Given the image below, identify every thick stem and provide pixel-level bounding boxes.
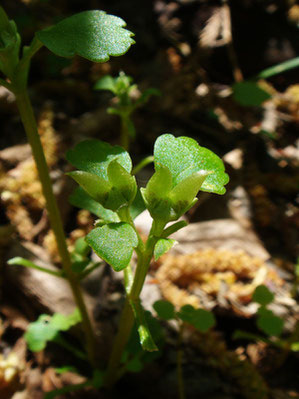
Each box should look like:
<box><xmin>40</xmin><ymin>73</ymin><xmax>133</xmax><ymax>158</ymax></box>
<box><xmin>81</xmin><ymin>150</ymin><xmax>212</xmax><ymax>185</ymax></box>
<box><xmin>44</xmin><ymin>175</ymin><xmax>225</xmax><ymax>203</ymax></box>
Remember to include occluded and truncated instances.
<box><xmin>15</xmin><ymin>89</ymin><xmax>96</xmax><ymax>366</ymax></box>
<box><xmin>105</xmin><ymin>297</ymin><xmax>134</xmax><ymax>386</ymax></box>
<box><xmin>105</xmin><ymin>220</ymin><xmax>165</xmax><ymax>386</ymax></box>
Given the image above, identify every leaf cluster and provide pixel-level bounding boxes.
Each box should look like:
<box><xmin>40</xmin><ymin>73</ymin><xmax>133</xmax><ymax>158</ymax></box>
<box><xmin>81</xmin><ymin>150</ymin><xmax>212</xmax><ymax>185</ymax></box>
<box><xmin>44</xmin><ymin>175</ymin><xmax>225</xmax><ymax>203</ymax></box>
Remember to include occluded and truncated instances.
<box><xmin>94</xmin><ymin>71</ymin><xmax>160</xmax><ymax>140</ymax></box>
<box><xmin>67</xmin><ymin>134</ymin><xmax>228</xmax><ymax>272</ymax></box>
<box><xmin>154</xmin><ymin>300</ymin><xmax>215</xmax><ymax>333</ymax></box>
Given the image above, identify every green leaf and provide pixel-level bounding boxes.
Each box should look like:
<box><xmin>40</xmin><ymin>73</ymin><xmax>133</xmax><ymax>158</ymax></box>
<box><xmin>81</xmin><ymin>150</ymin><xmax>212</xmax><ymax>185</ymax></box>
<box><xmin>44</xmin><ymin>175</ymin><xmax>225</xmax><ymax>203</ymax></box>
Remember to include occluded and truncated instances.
<box><xmin>177</xmin><ymin>305</ymin><xmax>215</xmax><ymax>332</ymax></box>
<box><xmin>86</xmin><ymin>222</ymin><xmax>138</xmax><ymax>271</ymax></box>
<box><xmin>107</xmin><ymin>160</ymin><xmax>137</xmax><ymax>202</ymax></box>
<box><xmin>25</xmin><ymin>309</ymin><xmax>81</xmax><ymax>352</ymax></box>
<box><xmin>169</xmin><ymin>171</ymin><xmax>208</xmax><ymax>216</ymax></box>
<box><xmin>50</xmin><ymin>308</ymin><xmax>81</xmax><ymax>331</ymax></box>
<box><xmin>153</xmin><ymin>300</ymin><xmax>175</xmax><ymax>320</ymax></box>
<box><xmin>257</xmin><ymin>310</ymin><xmax>284</xmax><ymax>337</ymax></box>
<box><xmin>67</xmin><ymin>171</ymin><xmax>111</xmax><ymax>203</ymax></box>
<box><xmin>252</xmin><ymin>285</ymin><xmax>274</xmax><ymax>306</ymax></box>
<box><xmin>192</xmin><ymin>309</ymin><xmax>216</xmax><ymax>332</ymax></box>
<box><xmin>177</xmin><ymin>304</ymin><xmax>197</xmax><ymax>324</ymax></box>
<box><xmin>66</xmin><ymin>139</ymin><xmax>132</xmax><ymax>179</ymax></box>
<box><xmin>232</xmin><ymin>81</ymin><xmax>271</xmax><ymax>107</ymax></box>
<box><xmin>36</xmin><ymin>10</ymin><xmax>135</xmax><ymax>63</ymax></box>
<box><xmin>154</xmin><ymin>134</ymin><xmax>229</xmax><ymax>195</ymax></box>
<box><xmin>141</xmin><ymin>164</ymin><xmax>172</xmax><ymax>220</ymax></box>
<box><xmin>69</xmin><ymin>187</ymin><xmax>119</xmax><ymax>222</ymax></box>
<box><xmin>130</xmin><ymin>299</ymin><xmax>158</xmax><ymax>351</ymax></box>
<box><xmin>74</xmin><ymin>237</ymin><xmax>90</xmax><ymax>257</ymax></box>
<box><xmin>154</xmin><ymin>238</ymin><xmax>177</xmax><ymax>261</ymax></box>
<box><xmin>94</xmin><ymin>75</ymin><xmax>116</xmax><ymax>93</ymax></box>
<box><xmin>25</xmin><ymin>315</ymin><xmax>57</xmax><ymax>352</ymax></box>
<box><xmin>144</xmin><ymin>164</ymin><xmax>172</xmax><ymax>200</ymax></box>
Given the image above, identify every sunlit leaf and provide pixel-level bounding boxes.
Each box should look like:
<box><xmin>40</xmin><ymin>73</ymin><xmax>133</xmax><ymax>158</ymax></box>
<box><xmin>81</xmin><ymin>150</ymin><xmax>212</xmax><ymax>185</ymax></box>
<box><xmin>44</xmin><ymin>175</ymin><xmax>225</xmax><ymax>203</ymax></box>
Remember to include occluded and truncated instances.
<box><xmin>66</xmin><ymin>139</ymin><xmax>132</xmax><ymax>179</ymax></box>
<box><xmin>154</xmin><ymin>238</ymin><xmax>177</xmax><ymax>261</ymax></box>
<box><xmin>36</xmin><ymin>11</ymin><xmax>135</xmax><ymax>63</ymax></box>
<box><xmin>69</xmin><ymin>187</ymin><xmax>119</xmax><ymax>222</ymax></box>
<box><xmin>25</xmin><ymin>309</ymin><xmax>81</xmax><ymax>352</ymax></box>
<box><xmin>154</xmin><ymin>134</ymin><xmax>229</xmax><ymax>195</ymax></box>
<box><xmin>86</xmin><ymin>222</ymin><xmax>138</xmax><ymax>271</ymax></box>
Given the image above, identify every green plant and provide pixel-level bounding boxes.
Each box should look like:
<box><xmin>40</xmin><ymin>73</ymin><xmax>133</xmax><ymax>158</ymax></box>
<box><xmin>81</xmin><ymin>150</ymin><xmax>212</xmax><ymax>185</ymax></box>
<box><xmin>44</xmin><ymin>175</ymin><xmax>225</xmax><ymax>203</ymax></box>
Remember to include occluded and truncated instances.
<box><xmin>234</xmin><ymin>285</ymin><xmax>299</xmax><ymax>356</ymax></box>
<box><xmin>1</xmin><ymin>5</ymin><xmax>230</xmax><ymax>394</ymax></box>
<box><xmin>94</xmin><ymin>71</ymin><xmax>160</xmax><ymax>150</ymax></box>
<box><xmin>0</xmin><ymin>6</ymin><xmax>134</xmax><ymax>367</ymax></box>
<box><xmin>66</xmin><ymin>133</ymin><xmax>229</xmax><ymax>385</ymax></box>
<box><xmin>154</xmin><ymin>300</ymin><xmax>215</xmax><ymax>399</ymax></box>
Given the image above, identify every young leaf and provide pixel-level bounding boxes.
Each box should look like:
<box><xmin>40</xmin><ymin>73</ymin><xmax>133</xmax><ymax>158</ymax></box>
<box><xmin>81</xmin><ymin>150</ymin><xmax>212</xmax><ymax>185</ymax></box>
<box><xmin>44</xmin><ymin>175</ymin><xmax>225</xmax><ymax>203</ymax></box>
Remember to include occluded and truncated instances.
<box><xmin>252</xmin><ymin>285</ymin><xmax>274</xmax><ymax>306</ymax></box>
<box><xmin>69</xmin><ymin>186</ymin><xmax>119</xmax><ymax>222</ymax></box>
<box><xmin>192</xmin><ymin>309</ymin><xmax>216</xmax><ymax>332</ymax></box>
<box><xmin>66</xmin><ymin>139</ymin><xmax>132</xmax><ymax>180</ymax></box>
<box><xmin>257</xmin><ymin>310</ymin><xmax>284</xmax><ymax>337</ymax></box>
<box><xmin>86</xmin><ymin>222</ymin><xmax>138</xmax><ymax>271</ymax></box>
<box><xmin>154</xmin><ymin>134</ymin><xmax>229</xmax><ymax>195</ymax></box>
<box><xmin>74</xmin><ymin>237</ymin><xmax>90</xmax><ymax>257</ymax></box>
<box><xmin>169</xmin><ymin>170</ymin><xmax>208</xmax><ymax>216</ymax></box>
<box><xmin>177</xmin><ymin>305</ymin><xmax>215</xmax><ymax>332</ymax></box>
<box><xmin>232</xmin><ymin>81</ymin><xmax>271</xmax><ymax>107</ymax></box>
<box><xmin>141</xmin><ymin>164</ymin><xmax>172</xmax><ymax>220</ymax></box>
<box><xmin>36</xmin><ymin>11</ymin><xmax>135</xmax><ymax>63</ymax></box>
<box><xmin>154</xmin><ymin>238</ymin><xmax>177</xmax><ymax>260</ymax></box>
<box><xmin>143</xmin><ymin>164</ymin><xmax>172</xmax><ymax>201</ymax></box>
<box><xmin>67</xmin><ymin>171</ymin><xmax>111</xmax><ymax>204</ymax></box>
<box><xmin>25</xmin><ymin>315</ymin><xmax>57</xmax><ymax>352</ymax></box>
<box><xmin>153</xmin><ymin>300</ymin><xmax>175</xmax><ymax>320</ymax></box>
<box><xmin>94</xmin><ymin>75</ymin><xmax>117</xmax><ymax>93</ymax></box>
<box><xmin>130</xmin><ymin>299</ymin><xmax>158</xmax><ymax>352</ymax></box>
<box><xmin>107</xmin><ymin>160</ymin><xmax>137</xmax><ymax>202</ymax></box>
<box><xmin>25</xmin><ymin>309</ymin><xmax>82</xmax><ymax>352</ymax></box>
<box><xmin>177</xmin><ymin>304</ymin><xmax>197</xmax><ymax>324</ymax></box>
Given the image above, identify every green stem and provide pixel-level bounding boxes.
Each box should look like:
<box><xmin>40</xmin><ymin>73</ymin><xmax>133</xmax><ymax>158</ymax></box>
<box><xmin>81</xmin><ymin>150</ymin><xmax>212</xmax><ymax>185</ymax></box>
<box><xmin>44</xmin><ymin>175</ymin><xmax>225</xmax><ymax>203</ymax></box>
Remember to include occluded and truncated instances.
<box><xmin>132</xmin><ymin>156</ymin><xmax>154</xmax><ymax>175</ymax></box>
<box><xmin>14</xmin><ymin>37</ymin><xmax>43</xmax><ymax>88</ymax></box>
<box><xmin>257</xmin><ymin>57</ymin><xmax>299</xmax><ymax>80</ymax></box>
<box><xmin>105</xmin><ymin>220</ymin><xmax>165</xmax><ymax>386</ymax></box>
<box><xmin>120</xmin><ymin>115</ymin><xmax>130</xmax><ymax>151</ymax></box>
<box><xmin>105</xmin><ymin>296</ymin><xmax>134</xmax><ymax>386</ymax></box>
<box><xmin>14</xmin><ymin>88</ymin><xmax>96</xmax><ymax>366</ymax></box>
<box><xmin>8</xmin><ymin>257</ymin><xmax>64</xmax><ymax>278</ymax></box>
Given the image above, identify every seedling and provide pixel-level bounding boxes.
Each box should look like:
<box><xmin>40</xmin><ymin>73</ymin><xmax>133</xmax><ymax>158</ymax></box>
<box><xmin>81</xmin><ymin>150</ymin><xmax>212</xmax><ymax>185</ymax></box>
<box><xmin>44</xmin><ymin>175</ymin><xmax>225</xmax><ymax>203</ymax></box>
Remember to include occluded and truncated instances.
<box><xmin>0</xmin><ymin>5</ymin><xmax>230</xmax><ymax>393</ymax></box>
<box><xmin>94</xmin><ymin>71</ymin><xmax>160</xmax><ymax>150</ymax></box>
<box><xmin>153</xmin><ymin>300</ymin><xmax>215</xmax><ymax>399</ymax></box>
<box><xmin>234</xmin><ymin>284</ymin><xmax>299</xmax><ymax>355</ymax></box>
<box><xmin>66</xmin><ymin>133</ymin><xmax>228</xmax><ymax>385</ymax></box>
<box><xmin>0</xmin><ymin>6</ymin><xmax>134</xmax><ymax>366</ymax></box>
